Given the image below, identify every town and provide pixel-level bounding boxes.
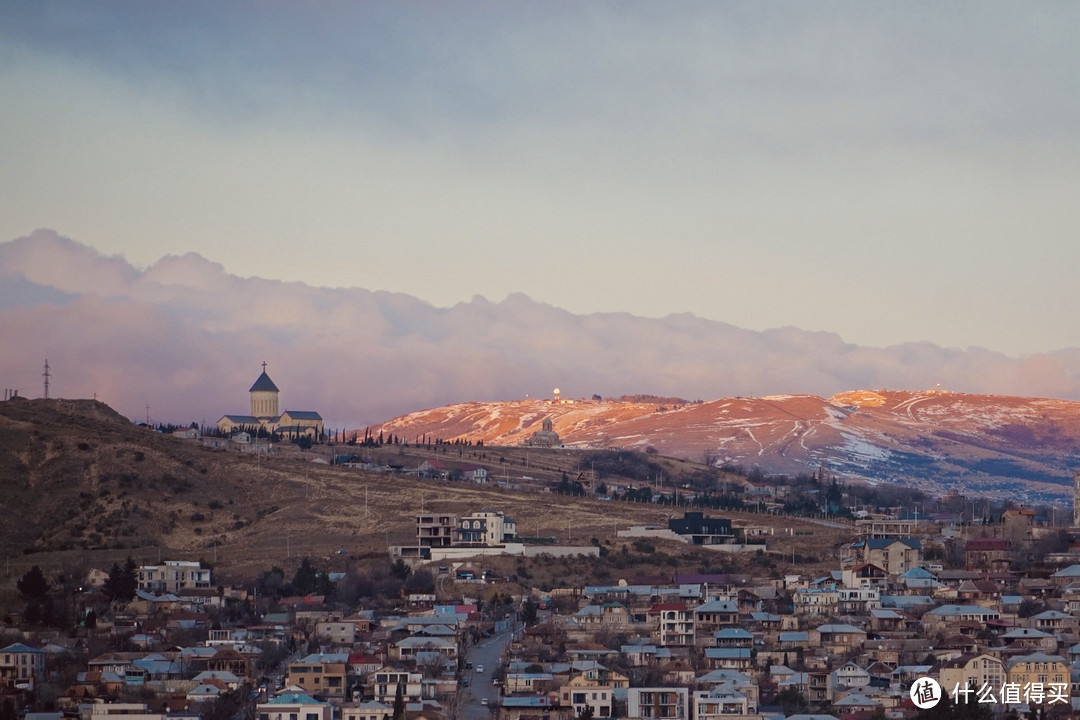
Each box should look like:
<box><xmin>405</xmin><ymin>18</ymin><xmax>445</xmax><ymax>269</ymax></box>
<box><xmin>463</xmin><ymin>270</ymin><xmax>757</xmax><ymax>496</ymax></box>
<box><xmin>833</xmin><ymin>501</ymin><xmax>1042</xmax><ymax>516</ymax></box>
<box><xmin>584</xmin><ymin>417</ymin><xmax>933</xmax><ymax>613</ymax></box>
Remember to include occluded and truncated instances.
<box><xmin>6</xmin><ymin>496</ymin><xmax>1080</xmax><ymax>720</ymax></box>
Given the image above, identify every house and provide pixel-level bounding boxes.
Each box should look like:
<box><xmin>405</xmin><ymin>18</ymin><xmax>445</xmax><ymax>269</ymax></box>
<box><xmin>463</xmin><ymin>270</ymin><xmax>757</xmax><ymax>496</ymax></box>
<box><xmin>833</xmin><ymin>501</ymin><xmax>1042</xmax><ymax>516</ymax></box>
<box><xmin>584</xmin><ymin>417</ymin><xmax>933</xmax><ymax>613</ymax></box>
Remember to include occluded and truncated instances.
<box><xmin>499</xmin><ymin>695</ymin><xmax>569</xmax><ymax>720</ymax></box>
<box><xmin>1005</xmin><ymin>653</ymin><xmax>1069</xmax><ymax>694</ymax></box>
<box><xmin>1029</xmin><ymin>610</ymin><xmax>1077</xmax><ymax>634</ymax></box>
<box><xmin>286</xmin><ymin>654</ymin><xmax>349</xmax><ymax>699</ymax></box>
<box><xmin>694</xmin><ymin>599</ymin><xmax>739</xmax><ymax>638</ymax></box>
<box><xmin>964</xmin><ymin>538</ymin><xmax>1012</xmax><ymax>571</ymax></box>
<box><xmin>341</xmin><ymin>701</ymin><xmax>393</xmax><ymax>720</ymax></box>
<box><xmin>704</xmin><ymin>648</ymin><xmax>753</xmax><ymax>671</ymax></box>
<box><xmin>831</xmin><ymin>662</ymin><xmax>870</xmax><ymax>691</ymax></box>
<box><xmin>649</xmin><ymin>603</ymin><xmax>695</xmax><ymax>647</ymax></box>
<box><xmin>841</xmin><ymin>564</ymin><xmax>889</xmax><ymax>590</ymax></box>
<box><xmin>998</xmin><ymin>627</ymin><xmax>1057</xmax><ymax>652</ymax></box>
<box><xmin>938</xmin><ymin>654</ymin><xmax>1006</xmax><ymax>697</ymax></box>
<box><xmin>713</xmin><ymin>628</ymin><xmax>755</xmax><ymax>649</ymax></box>
<box><xmin>694</xmin><ymin>688</ymin><xmax>755</xmax><ymax>720</ymax></box>
<box><xmin>808</xmin><ymin>624</ymin><xmax>866</xmax><ymax>654</ymax></box>
<box><xmin>137</xmin><ymin>561</ymin><xmax>211</xmax><ymax>594</ymax></box>
<box><xmin>460</xmin><ymin>465</ymin><xmax>489</xmax><ymax>483</ymax></box>
<box><xmin>367</xmin><ymin>668</ymin><xmax>423</xmax><ymax>703</ymax></box>
<box><xmin>559</xmin><ymin>676</ymin><xmax>613</xmax><ymax>718</ymax></box>
<box><xmin>836</xmin><ymin>587</ymin><xmax>881</xmax><ymax>614</ymax></box>
<box><xmin>921</xmin><ymin>605</ymin><xmax>1000</xmax><ymax>633</ymax></box>
<box><xmin>315</xmin><ymin>619</ymin><xmax>360</xmax><ymax>646</ymax></box>
<box><xmin>455</xmin><ymin>510</ymin><xmax>518</xmax><ymax>546</ymax></box>
<box><xmin>0</xmin><ymin>643</ymin><xmax>46</xmax><ymax>687</ymax></box>
<box><xmin>667</xmin><ymin>512</ymin><xmax>734</xmax><ymax>546</ymax></box>
<box><xmin>832</xmin><ymin>693</ymin><xmax>881</xmax><ymax>714</ymax></box>
<box><xmin>504</xmin><ymin>673</ymin><xmax>556</xmax><ymax>694</ymax></box>
<box><xmin>82</xmin><ymin>701</ymin><xmax>165</xmax><ymax>720</ymax></box>
<box><xmin>793</xmin><ymin>587</ymin><xmax>838</xmax><ymax>616</ymax></box>
<box><xmin>625</xmin><ymin>687</ymin><xmax>690</xmax><ymax>720</ymax></box>
<box><xmin>853</xmin><ymin>538</ymin><xmax>922</xmax><ymax>575</ymax></box>
<box><xmin>416</xmin><ymin>513</ymin><xmax>457</xmax><ymax>548</ymax></box>
<box><xmin>257</xmin><ymin>693</ymin><xmax>332</xmax><ymax>720</ymax></box>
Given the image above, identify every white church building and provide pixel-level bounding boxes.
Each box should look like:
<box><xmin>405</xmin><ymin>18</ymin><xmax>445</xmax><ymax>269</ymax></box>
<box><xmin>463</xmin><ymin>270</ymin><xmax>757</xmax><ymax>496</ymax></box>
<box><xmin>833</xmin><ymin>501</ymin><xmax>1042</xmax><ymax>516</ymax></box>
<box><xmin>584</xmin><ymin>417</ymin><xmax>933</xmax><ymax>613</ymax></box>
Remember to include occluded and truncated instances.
<box><xmin>217</xmin><ymin>364</ymin><xmax>324</xmax><ymax>439</ymax></box>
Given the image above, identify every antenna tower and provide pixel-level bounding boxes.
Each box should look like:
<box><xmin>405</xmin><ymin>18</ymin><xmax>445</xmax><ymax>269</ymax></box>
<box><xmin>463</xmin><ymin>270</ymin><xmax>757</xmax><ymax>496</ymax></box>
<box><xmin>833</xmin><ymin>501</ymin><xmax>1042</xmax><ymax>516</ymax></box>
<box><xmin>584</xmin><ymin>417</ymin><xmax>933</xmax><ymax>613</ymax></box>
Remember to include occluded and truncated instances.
<box><xmin>42</xmin><ymin>359</ymin><xmax>51</xmax><ymax>399</ymax></box>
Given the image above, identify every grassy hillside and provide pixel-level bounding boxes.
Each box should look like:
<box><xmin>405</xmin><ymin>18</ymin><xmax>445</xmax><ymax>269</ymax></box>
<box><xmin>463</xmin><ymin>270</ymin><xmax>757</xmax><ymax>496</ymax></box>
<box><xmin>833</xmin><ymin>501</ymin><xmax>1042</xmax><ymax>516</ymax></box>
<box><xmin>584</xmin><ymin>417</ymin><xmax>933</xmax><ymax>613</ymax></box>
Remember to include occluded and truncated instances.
<box><xmin>0</xmin><ymin>398</ymin><xmax>850</xmax><ymax>609</ymax></box>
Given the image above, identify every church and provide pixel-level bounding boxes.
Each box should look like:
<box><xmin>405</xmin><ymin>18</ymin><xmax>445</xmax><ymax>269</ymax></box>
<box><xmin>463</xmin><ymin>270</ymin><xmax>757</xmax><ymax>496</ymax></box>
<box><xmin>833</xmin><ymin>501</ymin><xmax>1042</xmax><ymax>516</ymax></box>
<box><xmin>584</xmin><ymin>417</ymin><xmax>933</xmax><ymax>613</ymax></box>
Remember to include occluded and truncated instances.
<box><xmin>217</xmin><ymin>364</ymin><xmax>324</xmax><ymax>440</ymax></box>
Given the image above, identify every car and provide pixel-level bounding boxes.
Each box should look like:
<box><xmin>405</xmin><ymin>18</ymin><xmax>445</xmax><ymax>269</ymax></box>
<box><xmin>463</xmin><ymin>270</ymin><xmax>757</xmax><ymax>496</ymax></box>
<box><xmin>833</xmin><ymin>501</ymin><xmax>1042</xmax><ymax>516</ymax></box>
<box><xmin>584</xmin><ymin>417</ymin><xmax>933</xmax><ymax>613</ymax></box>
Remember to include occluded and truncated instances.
<box><xmin>462</xmin><ymin>678</ymin><xmax>470</xmax><ymax>687</ymax></box>
<box><xmin>481</xmin><ymin>698</ymin><xmax>489</xmax><ymax>706</ymax></box>
<box><xmin>335</xmin><ymin>548</ymin><xmax>347</xmax><ymax>555</ymax></box>
<box><xmin>466</xmin><ymin>662</ymin><xmax>473</xmax><ymax>669</ymax></box>
<box><xmin>492</xmin><ymin>677</ymin><xmax>500</xmax><ymax>685</ymax></box>
<box><xmin>476</xmin><ymin>664</ymin><xmax>484</xmax><ymax>673</ymax></box>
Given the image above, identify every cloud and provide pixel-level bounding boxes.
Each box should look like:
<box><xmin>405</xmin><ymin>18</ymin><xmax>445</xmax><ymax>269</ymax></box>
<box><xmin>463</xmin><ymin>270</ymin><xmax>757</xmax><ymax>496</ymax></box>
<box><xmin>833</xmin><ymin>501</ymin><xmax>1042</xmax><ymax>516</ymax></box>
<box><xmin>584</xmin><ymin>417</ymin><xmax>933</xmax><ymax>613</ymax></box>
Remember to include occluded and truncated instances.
<box><xmin>3</xmin><ymin>229</ymin><xmax>1080</xmax><ymax>428</ymax></box>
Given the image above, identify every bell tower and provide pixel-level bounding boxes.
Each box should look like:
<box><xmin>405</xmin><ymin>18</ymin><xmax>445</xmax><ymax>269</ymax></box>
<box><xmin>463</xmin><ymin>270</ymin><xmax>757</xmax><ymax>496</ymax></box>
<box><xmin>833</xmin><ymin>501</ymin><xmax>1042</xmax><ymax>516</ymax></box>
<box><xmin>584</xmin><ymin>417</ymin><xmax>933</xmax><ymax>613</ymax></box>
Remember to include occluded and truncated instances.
<box><xmin>249</xmin><ymin>362</ymin><xmax>280</xmax><ymax>418</ymax></box>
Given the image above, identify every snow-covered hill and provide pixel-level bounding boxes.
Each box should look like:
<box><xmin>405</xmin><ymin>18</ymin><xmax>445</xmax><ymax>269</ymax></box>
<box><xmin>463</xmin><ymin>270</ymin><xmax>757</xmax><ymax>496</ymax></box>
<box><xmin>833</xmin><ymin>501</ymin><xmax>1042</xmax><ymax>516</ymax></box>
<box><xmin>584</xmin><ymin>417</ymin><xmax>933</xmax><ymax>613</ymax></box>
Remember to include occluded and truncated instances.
<box><xmin>372</xmin><ymin>390</ymin><xmax>1080</xmax><ymax>503</ymax></box>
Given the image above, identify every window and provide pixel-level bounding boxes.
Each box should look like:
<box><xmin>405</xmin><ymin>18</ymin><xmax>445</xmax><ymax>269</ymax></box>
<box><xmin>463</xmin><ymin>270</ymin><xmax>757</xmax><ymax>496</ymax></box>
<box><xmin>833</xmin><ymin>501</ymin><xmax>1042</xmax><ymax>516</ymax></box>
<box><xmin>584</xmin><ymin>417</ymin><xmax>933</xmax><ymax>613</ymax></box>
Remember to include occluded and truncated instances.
<box><xmin>307</xmin><ymin>715</ymin><xmax>319</xmax><ymax>720</ymax></box>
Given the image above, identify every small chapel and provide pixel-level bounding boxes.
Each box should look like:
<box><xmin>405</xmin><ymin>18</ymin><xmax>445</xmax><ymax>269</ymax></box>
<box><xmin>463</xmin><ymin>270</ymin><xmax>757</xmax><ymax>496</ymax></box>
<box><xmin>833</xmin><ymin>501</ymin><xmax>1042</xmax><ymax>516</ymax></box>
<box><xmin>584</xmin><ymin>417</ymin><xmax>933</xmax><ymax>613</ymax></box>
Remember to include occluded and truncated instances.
<box><xmin>217</xmin><ymin>364</ymin><xmax>324</xmax><ymax>439</ymax></box>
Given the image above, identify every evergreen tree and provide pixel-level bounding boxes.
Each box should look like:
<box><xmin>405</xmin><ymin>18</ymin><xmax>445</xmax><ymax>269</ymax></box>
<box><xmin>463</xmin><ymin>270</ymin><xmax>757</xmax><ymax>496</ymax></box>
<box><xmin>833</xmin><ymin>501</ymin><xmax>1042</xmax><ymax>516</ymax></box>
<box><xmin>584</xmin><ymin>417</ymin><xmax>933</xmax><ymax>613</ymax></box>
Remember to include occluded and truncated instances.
<box><xmin>521</xmin><ymin>597</ymin><xmax>538</xmax><ymax>626</ymax></box>
<box><xmin>292</xmin><ymin>558</ymin><xmax>319</xmax><ymax>595</ymax></box>
<box><xmin>392</xmin><ymin>681</ymin><xmax>405</xmax><ymax>720</ymax></box>
<box><xmin>17</xmin><ymin>566</ymin><xmax>49</xmax><ymax>600</ymax></box>
<box><xmin>103</xmin><ymin>557</ymin><xmax>138</xmax><ymax>603</ymax></box>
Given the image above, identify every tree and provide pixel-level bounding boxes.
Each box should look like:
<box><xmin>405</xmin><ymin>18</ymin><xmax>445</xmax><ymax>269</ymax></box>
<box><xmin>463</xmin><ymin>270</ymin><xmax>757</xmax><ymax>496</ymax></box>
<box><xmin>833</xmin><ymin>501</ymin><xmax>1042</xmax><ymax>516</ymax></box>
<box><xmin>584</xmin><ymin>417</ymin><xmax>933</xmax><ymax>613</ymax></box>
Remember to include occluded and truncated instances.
<box><xmin>773</xmin><ymin>688</ymin><xmax>808</xmax><ymax>715</ymax></box>
<box><xmin>390</xmin><ymin>559</ymin><xmax>412</xmax><ymax>581</ymax></box>
<box><xmin>577</xmin><ymin>706</ymin><xmax>595</xmax><ymax>720</ymax></box>
<box><xmin>102</xmin><ymin>557</ymin><xmax>138</xmax><ymax>604</ymax></box>
<box><xmin>297</xmin><ymin>435</ymin><xmax>313</xmax><ymax>450</ymax></box>
<box><xmin>292</xmin><ymin>558</ymin><xmax>319</xmax><ymax>595</ymax></box>
<box><xmin>392</xmin><ymin>680</ymin><xmax>406</xmax><ymax>720</ymax></box>
<box><xmin>17</xmin><ymin>566</ymin><xmax>49</xmax><ymax>601</ymax></box>
<box><xmin>521</xmin><ymin>597</ymin><xmax>538</xmax><ymax>626</ymax></box>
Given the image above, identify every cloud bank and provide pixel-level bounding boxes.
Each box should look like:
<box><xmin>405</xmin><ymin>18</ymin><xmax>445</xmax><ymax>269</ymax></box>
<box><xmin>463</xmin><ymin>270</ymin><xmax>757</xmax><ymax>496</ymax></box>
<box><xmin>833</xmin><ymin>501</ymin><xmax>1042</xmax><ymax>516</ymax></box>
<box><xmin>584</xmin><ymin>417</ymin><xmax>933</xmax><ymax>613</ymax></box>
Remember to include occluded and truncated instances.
<box><xmin>2</xmin><ymin>229</ymin><xmax>1079</xmax><ymax>427</ymax></box>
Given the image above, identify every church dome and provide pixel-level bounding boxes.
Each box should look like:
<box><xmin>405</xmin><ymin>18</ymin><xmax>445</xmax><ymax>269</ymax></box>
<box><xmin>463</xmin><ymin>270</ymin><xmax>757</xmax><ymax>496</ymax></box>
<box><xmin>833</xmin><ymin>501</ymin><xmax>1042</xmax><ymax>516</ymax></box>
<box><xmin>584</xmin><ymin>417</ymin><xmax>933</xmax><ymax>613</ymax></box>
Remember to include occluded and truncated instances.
<box><xmin>249</xmin><ymin>370</ymin><xmax>279</xmax><ymax>393</ymax></box>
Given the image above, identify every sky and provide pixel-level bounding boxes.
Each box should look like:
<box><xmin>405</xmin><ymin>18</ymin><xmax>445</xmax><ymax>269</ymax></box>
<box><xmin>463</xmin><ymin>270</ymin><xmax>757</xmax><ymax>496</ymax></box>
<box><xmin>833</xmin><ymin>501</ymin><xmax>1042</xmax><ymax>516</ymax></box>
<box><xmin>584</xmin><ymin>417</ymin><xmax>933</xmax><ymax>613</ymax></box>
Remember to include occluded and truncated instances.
<box><xmin>1</xmin><ymin>2</ymin><xmax>1079</xmax><ymax>357</ymax></box>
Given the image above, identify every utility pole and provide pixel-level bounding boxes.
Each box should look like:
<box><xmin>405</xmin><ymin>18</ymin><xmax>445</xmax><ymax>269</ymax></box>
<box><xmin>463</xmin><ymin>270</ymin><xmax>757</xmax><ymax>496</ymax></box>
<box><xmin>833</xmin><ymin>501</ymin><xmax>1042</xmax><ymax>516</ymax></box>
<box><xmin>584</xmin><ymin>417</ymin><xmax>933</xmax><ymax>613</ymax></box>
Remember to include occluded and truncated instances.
<box><xmin>42</xmin><ymin>359</ymin><xmax>51</xmax><ymax>399</ymax></box>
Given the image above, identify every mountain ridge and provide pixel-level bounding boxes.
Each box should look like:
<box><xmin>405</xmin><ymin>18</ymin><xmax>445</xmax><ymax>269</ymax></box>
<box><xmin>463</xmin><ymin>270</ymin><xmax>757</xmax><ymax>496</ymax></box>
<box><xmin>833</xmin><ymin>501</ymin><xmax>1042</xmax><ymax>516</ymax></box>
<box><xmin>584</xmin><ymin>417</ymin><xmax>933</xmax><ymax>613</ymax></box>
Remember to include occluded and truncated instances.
<box><xmin>371</xmin><ymin>388</ymin><xmax>1080</xmax><ymax>504</ymax></box>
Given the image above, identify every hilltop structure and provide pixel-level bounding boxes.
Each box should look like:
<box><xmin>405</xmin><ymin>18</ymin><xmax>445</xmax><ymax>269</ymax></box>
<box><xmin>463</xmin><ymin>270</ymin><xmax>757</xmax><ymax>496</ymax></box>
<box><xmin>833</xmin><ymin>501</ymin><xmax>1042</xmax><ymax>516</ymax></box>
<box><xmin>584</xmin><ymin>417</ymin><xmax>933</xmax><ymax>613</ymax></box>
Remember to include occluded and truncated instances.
<box><xmin>525</xmin><ymin>417</ymin><xmax>561</xmax><ymax>447</ymax></box>
<box><xmin>217</xmin><ymin>364</ymin><xmax>324</xmax><ymax>439</ymax></box>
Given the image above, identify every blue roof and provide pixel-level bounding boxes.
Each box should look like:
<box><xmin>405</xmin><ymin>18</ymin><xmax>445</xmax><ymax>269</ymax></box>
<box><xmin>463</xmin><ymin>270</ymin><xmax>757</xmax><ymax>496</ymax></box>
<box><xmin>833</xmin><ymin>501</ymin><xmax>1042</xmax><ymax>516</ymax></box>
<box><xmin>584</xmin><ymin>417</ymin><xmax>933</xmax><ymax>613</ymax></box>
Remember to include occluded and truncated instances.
<box><xmin>0</xmin><ymin>643</ymin><xmax>44</xmax><ymax>654</ymax></box>
<box><xmin>222</xmin><ymin>415</ymin><xmax>259</xmax><ymax>423</ymax></box>
<box><xmin>705</xmin><ymin>648</ymin><xmax>752</xmax><ymax>659</ymax></box>
<box><xmin>283</xmin><ymin>410</ymin><xmax>322</xmax><ymax>420</ymax></box>
<box><xmin>715</xmin><ymin>628</ymin><xmax>754</xmax><ymax>638</ymax></box>
<box><xmin>250</xmin><ymin>370</ymin><xmax>279</xmax><ymax>392</ymax></box>
<box><xmin>264</xmin><ymin>693</ymin><xmax>325</xmax><ymax>706</ymax></box>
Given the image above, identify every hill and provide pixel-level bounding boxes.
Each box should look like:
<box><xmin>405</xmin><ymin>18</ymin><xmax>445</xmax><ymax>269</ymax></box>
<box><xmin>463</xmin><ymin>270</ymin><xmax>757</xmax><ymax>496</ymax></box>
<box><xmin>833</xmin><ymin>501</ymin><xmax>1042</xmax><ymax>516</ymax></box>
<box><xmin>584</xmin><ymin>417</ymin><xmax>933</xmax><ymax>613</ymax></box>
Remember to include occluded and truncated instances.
<box><xmin>0</xmin><ymin>398</ymin><xmax>845</xmax><ymax>601</ymax></box>
<box><xmin>371</xmin><ymin>389</ymin><xmax>1080</xmax><ymax>504</ymax></box>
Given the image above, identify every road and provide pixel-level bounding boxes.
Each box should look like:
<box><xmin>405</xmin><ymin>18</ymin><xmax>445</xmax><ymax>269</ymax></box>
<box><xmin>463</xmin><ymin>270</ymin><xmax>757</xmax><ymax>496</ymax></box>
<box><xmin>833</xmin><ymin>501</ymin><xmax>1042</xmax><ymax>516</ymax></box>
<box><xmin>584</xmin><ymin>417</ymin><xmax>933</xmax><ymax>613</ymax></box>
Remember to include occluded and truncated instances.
<box><xmin>459</xmin><ymin>626</ymin><xmax>514</xmax><ymax>720</ymax></box>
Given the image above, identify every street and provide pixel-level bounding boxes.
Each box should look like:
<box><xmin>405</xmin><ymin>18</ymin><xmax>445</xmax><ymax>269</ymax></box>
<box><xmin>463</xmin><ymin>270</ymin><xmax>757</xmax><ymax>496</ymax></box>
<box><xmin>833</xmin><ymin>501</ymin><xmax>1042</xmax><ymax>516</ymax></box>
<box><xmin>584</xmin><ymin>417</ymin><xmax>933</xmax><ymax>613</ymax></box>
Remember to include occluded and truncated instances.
<box><xmin>459</xmin><ymin>627</ymin><xmax>514</xmax><ymax>720</ymax></box>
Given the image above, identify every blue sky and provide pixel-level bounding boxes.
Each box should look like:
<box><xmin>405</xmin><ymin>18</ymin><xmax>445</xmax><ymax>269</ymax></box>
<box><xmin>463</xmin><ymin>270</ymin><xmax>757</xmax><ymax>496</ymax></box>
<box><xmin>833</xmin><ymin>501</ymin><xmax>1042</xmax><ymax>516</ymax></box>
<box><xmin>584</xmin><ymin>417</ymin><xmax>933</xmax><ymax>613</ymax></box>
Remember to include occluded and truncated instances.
<box><xmin>2</xmin><ymin>2</ymin><xmax>1079</xmax><ymax>356</ymax></box>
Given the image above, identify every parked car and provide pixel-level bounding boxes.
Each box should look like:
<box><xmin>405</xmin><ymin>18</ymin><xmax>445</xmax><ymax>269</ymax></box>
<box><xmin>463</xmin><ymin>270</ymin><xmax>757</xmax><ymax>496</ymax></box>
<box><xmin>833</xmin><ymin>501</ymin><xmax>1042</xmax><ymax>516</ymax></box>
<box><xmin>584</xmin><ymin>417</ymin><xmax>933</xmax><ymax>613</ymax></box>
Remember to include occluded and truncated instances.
<box><xmin>481</xmin><ymin>698</ymin><xmax>489</xmax><ymax>706</ymax></box>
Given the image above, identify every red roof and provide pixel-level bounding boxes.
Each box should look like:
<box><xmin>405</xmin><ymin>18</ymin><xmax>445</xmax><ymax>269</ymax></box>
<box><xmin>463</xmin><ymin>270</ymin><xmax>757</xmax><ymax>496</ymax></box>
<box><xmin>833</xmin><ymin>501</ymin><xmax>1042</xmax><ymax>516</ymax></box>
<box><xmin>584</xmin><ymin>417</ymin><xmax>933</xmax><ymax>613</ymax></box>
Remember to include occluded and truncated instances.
<box><xmin>649</xmin><ymin>602</ymin><xmax>687</xmax><ymax>612</ymax></box>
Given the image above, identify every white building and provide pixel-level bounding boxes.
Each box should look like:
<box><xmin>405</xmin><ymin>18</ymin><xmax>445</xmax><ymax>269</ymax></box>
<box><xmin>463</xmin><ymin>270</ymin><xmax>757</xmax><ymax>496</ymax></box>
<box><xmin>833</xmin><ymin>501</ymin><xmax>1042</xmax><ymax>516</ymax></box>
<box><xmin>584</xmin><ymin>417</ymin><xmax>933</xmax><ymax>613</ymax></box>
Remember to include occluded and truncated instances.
<box><xmin>257</xmin><ymin>693</ymin><xmax>332</xmax><ymax>720</ymax></box>
<box><xmin>137</xmin><ymin>560</ymin><xmax>211</xmax><ymax>594</ymax></box>
<box><xmin>626</xmin><ymin>687</ymin><xmax>690</xmax><ymax>720</ymax></box>
<box><xmin>455</xmin><ymin>510</ymin><xmax>517</xmax><ymax>546</ymax></box>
